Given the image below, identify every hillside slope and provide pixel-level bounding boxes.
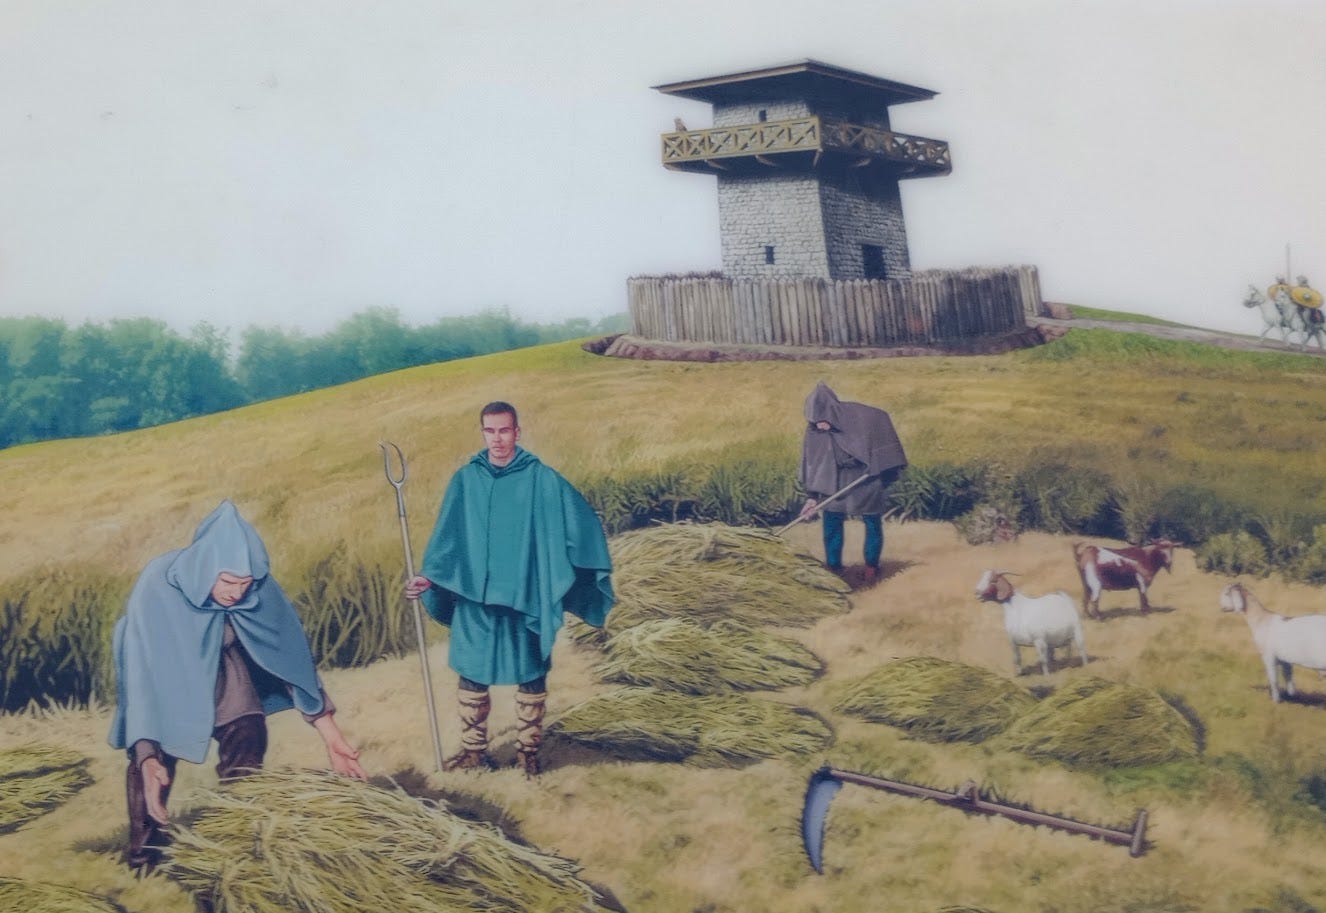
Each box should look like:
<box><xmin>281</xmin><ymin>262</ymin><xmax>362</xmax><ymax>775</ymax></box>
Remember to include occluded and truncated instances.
<box><xmin>3</xmin><ymin>331</ymin><xmax>1326</xmax><ymax>583</ymax></box>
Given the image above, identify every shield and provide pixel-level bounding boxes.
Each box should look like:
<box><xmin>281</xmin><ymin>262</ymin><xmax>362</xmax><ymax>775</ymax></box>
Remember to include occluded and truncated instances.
<box><xmin>1291</xmin><ymin>286</ymin><xmax>1324</xmax><ymax>309</ymax></box>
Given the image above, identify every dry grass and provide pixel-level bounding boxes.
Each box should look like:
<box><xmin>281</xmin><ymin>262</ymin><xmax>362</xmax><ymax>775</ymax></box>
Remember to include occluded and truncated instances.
<box><xmin>0</xmin><ymin>877</ymin><xmax>127</xmax><ymax>913</ymax></box>
<box><xmin>833</xmin><ymin>657</ymin><xmax>1036</xmax><ymax>742</ymax></box>
<box><xmin>593</xmin><ymin>522</ymin><xmax>850</xmax><ymax>639</ymax></box>
<box><xmin>595</xmin><ymin>618</ymin><xmax>823</xmax><ymax>693</ymax></box>
<box><xmin>0</xmin><ymin>743</ymin><xmax>93</xmax><ymax>834</ymax></box>
<box><xmin>5</xmin><ymin>338</ymin><xmax>1326</xmax><ymax>911</ymax></box>
<box><xmin>991</xmin><ymin>677</ymin><xmax>1200</xmax><ymax>768</ymax></box>
<box><xmin>550</xmin><ymin>687</ymin><xmax>833</xmax><ymax>766</ymax></box>
<box><xmin>166</xmin><ymin>768</ymin><xmax>614</xmax><ymax>913</ymax></box>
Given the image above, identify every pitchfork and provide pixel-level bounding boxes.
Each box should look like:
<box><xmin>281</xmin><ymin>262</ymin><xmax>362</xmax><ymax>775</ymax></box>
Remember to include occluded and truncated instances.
<box><xmin>380</xmin><ymin>441</ymin><xmax>445</xmax><ymax>772</ymax></box>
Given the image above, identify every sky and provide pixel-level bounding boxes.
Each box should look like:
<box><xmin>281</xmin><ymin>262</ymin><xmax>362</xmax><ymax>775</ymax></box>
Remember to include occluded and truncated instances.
<box><xmin>1</xmin><ymin>0</ymin><xmax>1324</xmax><ymax>337</ymax></box>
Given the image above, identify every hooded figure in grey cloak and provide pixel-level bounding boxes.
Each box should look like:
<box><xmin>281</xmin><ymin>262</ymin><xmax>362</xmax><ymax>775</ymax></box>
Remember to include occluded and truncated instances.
<box><xmin>108</xmin><ymin>499</ymin><xmax>362</xmax><ymax>868</ymax></box>
<box><xmin>798</xmin><ymin>382</ymin><xmax>907</xmax><ymax>577</ymax></box>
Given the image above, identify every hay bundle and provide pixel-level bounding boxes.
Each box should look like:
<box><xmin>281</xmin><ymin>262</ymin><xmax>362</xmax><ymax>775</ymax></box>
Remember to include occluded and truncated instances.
<box><xmin>595</xmin><ymin>619</ymin><xmax>822</xmax><ymax>693</ymax></box>
<box><xmin>834</xmin><ymin>657</ymin><xmax>1036</xmax><ymax>743</ymax></box>
<box><xmin>584</xmin><ymin>523</ymin><xmax>848</xmax><ymax>642</ymax></box>
<box><xmin>551</xmin><ymin>687</ymin><xmax>833</xmax><ymax>766</ymax></box>
<box><xmin>0</xmin><ymin>877</ymin><xmax>127</xmax><ymax>913</ymax></box>
<box><xmin>166</xmin><ymin>768</ymin><xmax>613</xmax><ymax>913</ymax></box>
<box><xmin>994</xmin><ymin>677</ymin><xmax>1199</xmax><ymax>768</ymax></box>
<box><xmin>0</xmin><ymin>743</ymin><xmax>93</xmax><ymax>834</ymax></box>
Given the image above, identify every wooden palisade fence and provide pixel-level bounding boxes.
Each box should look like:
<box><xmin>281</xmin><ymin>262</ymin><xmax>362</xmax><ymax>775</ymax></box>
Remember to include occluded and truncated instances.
<box><xmin>628</xmin><ymin>266</ymin><xmax>1042</xmax><ymax>348</ymax></box>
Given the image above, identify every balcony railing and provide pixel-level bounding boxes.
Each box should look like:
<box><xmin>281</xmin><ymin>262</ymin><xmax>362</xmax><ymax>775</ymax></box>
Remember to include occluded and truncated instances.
<box><xmin>661</xmin><ymin>115</ymin><xmax>950</xmax><ymax>174</ymax></box>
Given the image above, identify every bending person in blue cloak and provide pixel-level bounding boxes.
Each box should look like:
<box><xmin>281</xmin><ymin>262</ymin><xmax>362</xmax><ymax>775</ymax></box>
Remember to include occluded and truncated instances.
<box><xmin>405</xmin><ymin>401</ymin><xmax>614</xmax><ymax>776</ymax></box>
<box><xmin>108</xmin><ymin>500</ymin><xmax>364</xmax><ymax>869</ymax></box>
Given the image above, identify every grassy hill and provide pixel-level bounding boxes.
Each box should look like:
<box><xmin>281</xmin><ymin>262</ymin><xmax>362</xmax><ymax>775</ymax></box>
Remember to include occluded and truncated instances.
<box><xmin>4</xmin><ymin>328</ymin><xmax>1326</xmax><ymax>912</ymax></box>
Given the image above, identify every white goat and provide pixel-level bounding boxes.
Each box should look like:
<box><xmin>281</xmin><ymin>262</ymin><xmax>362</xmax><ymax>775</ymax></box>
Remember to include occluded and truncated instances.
<box><xmin>1219</xmin><ymin>582</ymin><xmax>1326</xmax><ymax>703</ymax></box>
<box><xmin>975</xmin><ymin>570</ymin><xmax>1087</xmax><ymax>676</ymax></box>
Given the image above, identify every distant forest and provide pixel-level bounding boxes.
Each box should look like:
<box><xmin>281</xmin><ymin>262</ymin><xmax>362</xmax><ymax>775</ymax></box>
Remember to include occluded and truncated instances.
<box><xmin>0</xmin><ymin>307</ymin><xmax>627</xmax><ymax>449</ymax></box>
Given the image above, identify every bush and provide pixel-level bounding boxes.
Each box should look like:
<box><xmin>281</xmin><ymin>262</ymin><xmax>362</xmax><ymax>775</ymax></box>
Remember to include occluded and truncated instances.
<box><xmin>1012</xmin><ymin>462</ymin><xmax>1116</xmax><ymax>535</ymax></box>
<box><xmin>885</xmin><ymin>462</ymin><xmax>983</xmax><ymax>522</ymax></box>
<box><xmin>0</xmin><ymin>569</ymin><xmax>125</xmax><ymax>711</ymax></box>
<box><xmin>1198</xmin><ymin>531</ymin><xmax>1270</xmax><ymax>577</ymax></box>
<box><xmin>577</xmin><ymin>467</ymin><xmax>693</xmax><ymax>533</ymax></box>
<box><xmin>1288</xmin><ymin>525</ymin><xmax>1326</xmax><ymax>585</ymax></box>
<box><xmin>954</xmin><ymin>503</ymin><xmax>1020</xmax><ymax>545</ymax></box>
<box><xmin>1151</xmin><ymin>484</ymin><xmax>1248</xmax><ymax>547</ymax></box>
<box><xmin>694</xmin><ymin>456</ymin><xmax>800</xmax><ymax>526</ymax></box>
<box><xmin>289</xmin><ymin>541</ymin><xmax>418</xmax><ymax>669</ymax></box>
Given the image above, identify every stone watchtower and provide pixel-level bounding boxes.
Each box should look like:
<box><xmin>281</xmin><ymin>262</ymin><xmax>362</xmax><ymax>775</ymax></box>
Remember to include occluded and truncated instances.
<box><xmin>655</xmin><ymin>59</ymin><xmax>950</xmax><ymax>281</ymax></box>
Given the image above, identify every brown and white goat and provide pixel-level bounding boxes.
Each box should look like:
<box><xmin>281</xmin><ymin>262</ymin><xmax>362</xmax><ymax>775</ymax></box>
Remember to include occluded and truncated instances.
<box><xmin>1072</xmin><ymin>539</ymin><xmax>1177</xmax><ymax>618</ymax></box>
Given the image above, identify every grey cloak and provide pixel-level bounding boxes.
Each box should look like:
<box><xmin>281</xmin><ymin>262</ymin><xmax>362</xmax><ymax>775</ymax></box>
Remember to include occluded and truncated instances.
<box><xmin>799</xmin><ymin>382</ymin><xmax>907</xmax><ymax>515</ymax></box>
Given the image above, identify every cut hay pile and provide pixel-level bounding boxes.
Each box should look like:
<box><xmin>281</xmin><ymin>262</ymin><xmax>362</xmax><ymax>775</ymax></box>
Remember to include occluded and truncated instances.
<box><xmin>165</xmin><ymin>769</ymin><xmax>614</xmax><ymax>913</ymax></box>
<box><xmin>994</xmin><ymin>677</ymin><xmax>1200</xmax><ymax>768</ymax></box>
<box><xmin>551</xmin><ymin>687</ymin><xmax>833</xmax><ymax>766</ymax></box>
<box><xmin>579</xmin><ymin>523</ymin><xmax>848</xmax><ymax>642</ymax></box>
<box><xmin>0</xmin><ymin>877</ymin><xmax>127</xmax><ymax>913</ymax></box>
<box><xmin>595</xmin><ymin>619</ymin><xmax>822</xmax><ymax>693</ymax></box>
<box><xmin>0</xmin><ymin>743</ymin><xmax>93</xmax><ymax>834</ymax></box>
<box><xmin>834</xmin><ymin>657</ymin><xmax>1036</xmax><ymax>743</ymax></box>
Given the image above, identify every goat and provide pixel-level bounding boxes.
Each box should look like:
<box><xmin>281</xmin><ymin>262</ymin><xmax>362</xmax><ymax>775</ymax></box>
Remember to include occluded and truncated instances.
<box><xmin>1220</xmin><ymin>582</ymin><xmax>1326</xmax><ymax>703</ymax></box>
<box><xmin>1072</xmin><ymin>540</ymin><xmax>1177</xmax><ymax>618</ymax></box>
<box><xmin>975</xmin><ymin>570</ymin><xmax>1087</xmax><ymax>676</ymax></box>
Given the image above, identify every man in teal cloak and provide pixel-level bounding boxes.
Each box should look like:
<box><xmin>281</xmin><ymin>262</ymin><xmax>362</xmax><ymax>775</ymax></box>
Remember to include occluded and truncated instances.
<box><xmin>405</xmin><ymin>401</ymin><xmax>613</xmax><ymax>775</ymax></box>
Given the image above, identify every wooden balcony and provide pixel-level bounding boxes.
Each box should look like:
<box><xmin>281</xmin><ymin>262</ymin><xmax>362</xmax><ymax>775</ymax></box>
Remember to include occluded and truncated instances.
<box><xmin>661</xmin><ymin>115</ymin><xmax>950</xmax><ymax>177</ymax></box>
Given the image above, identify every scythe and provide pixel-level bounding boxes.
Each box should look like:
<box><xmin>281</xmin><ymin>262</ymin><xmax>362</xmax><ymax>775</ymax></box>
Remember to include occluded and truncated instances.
<box><xmin>801</xmin><ymin>766</ymin><xmax>1148</xmax><ymax>874</ymax></box>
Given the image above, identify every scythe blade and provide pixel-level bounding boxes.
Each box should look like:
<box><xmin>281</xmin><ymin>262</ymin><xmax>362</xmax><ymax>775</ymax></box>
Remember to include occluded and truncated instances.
<box><xmin>801</xmin><ymin>766</ymin><xmax>842</xmax><ymax>875</ymax></box>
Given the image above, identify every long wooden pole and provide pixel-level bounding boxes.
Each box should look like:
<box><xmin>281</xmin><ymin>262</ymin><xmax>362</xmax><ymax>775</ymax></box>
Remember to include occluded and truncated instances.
<box><xmin>380</xmin><ymin>442</ymin><xmax>445</xmax><ymax>772</ymax></box>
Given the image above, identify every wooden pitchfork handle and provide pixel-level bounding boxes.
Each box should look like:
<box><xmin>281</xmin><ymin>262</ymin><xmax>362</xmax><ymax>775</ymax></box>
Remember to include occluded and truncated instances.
<box><xmin>380</xmin><ymin>441</ymin><xmax>445</xmax><ymax>772</ymax></box>
<box><xmin>775</xmin><ymin>473</ymin><xmax>874</xmax><ymax>536</ymax></box>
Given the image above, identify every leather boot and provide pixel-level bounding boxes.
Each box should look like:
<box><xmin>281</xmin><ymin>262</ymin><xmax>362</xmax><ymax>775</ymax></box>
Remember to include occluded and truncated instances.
<box><xmin>515</xmin><ymin>690</ymin><xmax>547</xmax><ymax>777</ymax></box>
<box><xmin>443</xmin><ymin>689</ymin><xmax>495</xmax><ymax>771</ymax></box>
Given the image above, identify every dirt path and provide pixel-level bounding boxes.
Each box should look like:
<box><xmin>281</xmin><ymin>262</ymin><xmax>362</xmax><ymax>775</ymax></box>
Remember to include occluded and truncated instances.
<box><xmin>1034</xmin><ymin>316</ymin><xmax>1326</xmax><ymax>357</ymax></box>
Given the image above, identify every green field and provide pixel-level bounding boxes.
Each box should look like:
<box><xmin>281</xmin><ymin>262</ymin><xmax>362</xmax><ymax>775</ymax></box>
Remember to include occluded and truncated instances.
<box><xmin>3</xmin><ymin>328</ymin><xmax>1326</xmax><ymax>912</ymax></box>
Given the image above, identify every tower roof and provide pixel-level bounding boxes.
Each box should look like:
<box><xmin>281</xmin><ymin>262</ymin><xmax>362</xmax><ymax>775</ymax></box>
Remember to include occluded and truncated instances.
<box><xmin>653</xmin><ymin>59</ymin><xmax>937</xmax><ymax>109</ymax></box>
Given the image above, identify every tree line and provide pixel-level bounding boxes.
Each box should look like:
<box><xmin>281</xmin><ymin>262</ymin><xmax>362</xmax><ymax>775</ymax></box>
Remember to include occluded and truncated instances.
<box><xmin>0</xmin><ymin>308</ymin><xmax>627</xmax><ymax>449</ymax></box>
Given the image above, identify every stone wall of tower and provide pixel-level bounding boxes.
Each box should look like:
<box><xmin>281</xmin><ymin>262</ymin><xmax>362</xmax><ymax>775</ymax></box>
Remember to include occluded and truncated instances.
<box><xmin>712</xmin><ymin>99</ymin><xmax>810</xmax><ymax>126</ymax></box>
<box><xmin>717</xmin><ymin>173</ymin><xmax>830</xmax><ymax>278</ymax></box>
<box><xmin>818</xmin><ymin>168</ymin><xmax>912</xmax><ymax>280</ymax></box>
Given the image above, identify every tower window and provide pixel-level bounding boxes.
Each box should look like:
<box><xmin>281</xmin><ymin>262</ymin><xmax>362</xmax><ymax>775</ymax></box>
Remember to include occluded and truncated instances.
<box><xmin>758</xmin><ymin>109</ymin><xmax>768</xmax><ymax>122</ymax></box>
<box><xmin>862</xmin><ymin>244</ymin><xmax>887</xmax><ymax>279</ymax></box>
<box><xmin>764</xmin><ymin>245</ymin><xmax>776</xmax><ymax>264</ymax></box>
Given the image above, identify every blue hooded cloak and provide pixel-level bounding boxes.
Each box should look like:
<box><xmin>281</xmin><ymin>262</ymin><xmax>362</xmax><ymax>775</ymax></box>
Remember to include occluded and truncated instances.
<box><xmin>419</xmin><ymin>447</ymin><xmax>614</xmax><ymax>685</ymax></box>
<box><xmin>107</xmin><ymin>500</ymin><xmax>325</xmax><ymax>763</ymax></box>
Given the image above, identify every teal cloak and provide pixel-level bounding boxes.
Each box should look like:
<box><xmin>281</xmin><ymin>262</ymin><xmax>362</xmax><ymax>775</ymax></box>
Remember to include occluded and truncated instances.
<box><xmin>419</xmin><ymin>447</ymin><xmax>614</xmax><ymax>685</ymax></box>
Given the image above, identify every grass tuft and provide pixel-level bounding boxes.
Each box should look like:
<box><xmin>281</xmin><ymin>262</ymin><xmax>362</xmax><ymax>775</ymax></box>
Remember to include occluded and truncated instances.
<box><xmin>551</xmin><ymin>687</ymin><xmax>833</xmax><ymax>766</ymax></box>
<box><xmin>595</xmin><ymin>618</ymin><xmax>822</xmax><ymax>693</ymax></box>
<box><xmin>833</xmin><ymin>657</ymin><xmax>1036</xmax><ymax>743</ymax></box>
<box><xmin>0</xmin><ymin>877</ymin><xmax>127</xmax><ymax>913</ymax></box>
<box><xmin>993</xmin><ymin>677</ymin><xmax>1200</xmax><ymax>768</ymax></box>
<box><xmin>166</xmin><ymin>768</ymin><xmax>614</xmax><ymax>913</ymax></box>
<box><xmin>589</xmin><ymin>523</ymin><xmax>849</xmax><ymax>641</ymax></box>
<box><xmin>0</xmin><ymin>743</ymin><xmax>93</xmax><ymax>835</ymax></box>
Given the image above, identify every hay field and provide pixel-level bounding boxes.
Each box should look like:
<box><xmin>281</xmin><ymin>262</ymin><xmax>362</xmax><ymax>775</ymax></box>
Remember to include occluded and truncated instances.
<box><xmin>4</xmin><ymin>331</ymin><xmax>1326</xmax><ymax>911</ymax></box>
<box><xmin>4</xmin><ymin>519</ymin><xmax>1326</xmax><ymax>911</ymax></box>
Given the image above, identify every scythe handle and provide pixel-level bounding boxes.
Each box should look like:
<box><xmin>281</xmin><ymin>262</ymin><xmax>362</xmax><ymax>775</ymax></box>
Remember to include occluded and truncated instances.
<box><xmin>803</xmin><ymin>767</ymin><xmax>1148</xmax><ymax>873</ymax></box>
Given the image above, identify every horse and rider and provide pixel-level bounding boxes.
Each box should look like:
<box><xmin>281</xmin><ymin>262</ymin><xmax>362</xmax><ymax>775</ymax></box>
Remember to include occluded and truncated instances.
<box><xmin>1243</xmin><ymin>274</ymin><xmax>1325</xmax><ymax>349</ymax></box>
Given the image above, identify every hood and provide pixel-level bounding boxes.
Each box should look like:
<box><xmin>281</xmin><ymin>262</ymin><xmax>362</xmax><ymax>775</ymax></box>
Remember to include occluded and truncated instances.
<box><xmin>804</xmin><ymin>381</ymin><xmax>844</xmax><ymax>428</ymax></box>
<box><xmin>469</xmin><ymin>446</ymin><xmax>538</xmax><ymax>477</ymax></box>
<box><xmin>165</xmin><ymin>500</ymin><xmax>270</xmax><ymax>609</ymax></box>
